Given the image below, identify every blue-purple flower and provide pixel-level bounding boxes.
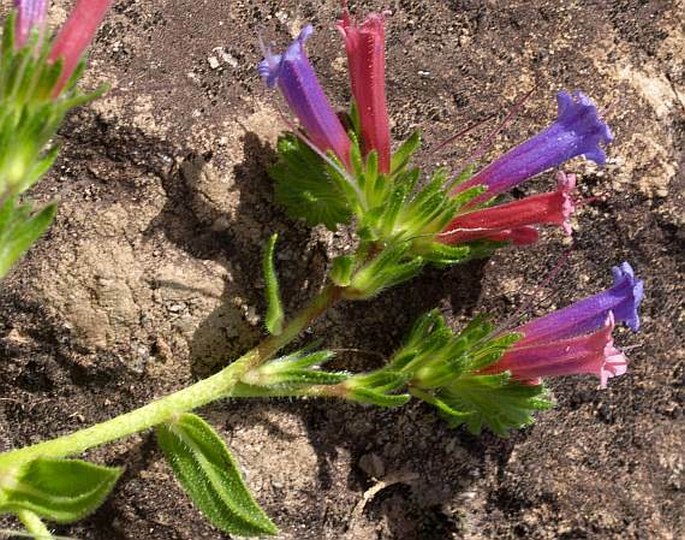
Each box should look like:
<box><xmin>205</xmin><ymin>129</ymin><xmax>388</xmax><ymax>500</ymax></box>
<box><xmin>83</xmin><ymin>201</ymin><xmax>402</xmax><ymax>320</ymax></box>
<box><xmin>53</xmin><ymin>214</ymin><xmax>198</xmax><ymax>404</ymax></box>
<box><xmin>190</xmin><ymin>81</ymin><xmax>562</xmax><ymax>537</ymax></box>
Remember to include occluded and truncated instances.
<box><xmin>455</xmin><ymin>90</ymin><xmax>613</xmax><ymax>203</ymax></box>
<box><xmin>519</xmin><ymin>262</ymin><xmax>643</xmax><ymax>342</ymax></box>
<box><xmin>259</xmin><ymin>25</ymin><xmax>352</xmax><ymax>168</ymax></box>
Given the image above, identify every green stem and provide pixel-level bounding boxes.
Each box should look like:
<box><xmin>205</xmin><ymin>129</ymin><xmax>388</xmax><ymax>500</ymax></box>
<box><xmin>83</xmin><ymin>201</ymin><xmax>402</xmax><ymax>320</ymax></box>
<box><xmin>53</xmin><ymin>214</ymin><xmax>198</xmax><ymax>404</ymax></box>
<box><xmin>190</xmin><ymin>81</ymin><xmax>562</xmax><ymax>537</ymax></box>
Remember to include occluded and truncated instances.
<box><xmin>16</xmin><ymin>509</ymin><xmax>52</xmax><ymax>539</ymax></box>
<box><xmin>0</xmin><ymin>285</ymin><xmax>340</xmax><ymax>469</ymax></box>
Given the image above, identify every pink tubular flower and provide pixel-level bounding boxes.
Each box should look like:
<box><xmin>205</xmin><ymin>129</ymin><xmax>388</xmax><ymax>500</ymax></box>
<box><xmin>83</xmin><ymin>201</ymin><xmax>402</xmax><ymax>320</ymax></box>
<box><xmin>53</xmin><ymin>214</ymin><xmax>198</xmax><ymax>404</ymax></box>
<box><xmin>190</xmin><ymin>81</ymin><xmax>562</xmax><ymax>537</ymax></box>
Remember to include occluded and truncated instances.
<box><xmin>14</xmin><ymin>0</ymin><xmax>48</xmax><ymax>48</ymax></box>
<box><xmin>439</xmin><ymin>171</ymin><xmax>576</xmax><ymax>246</ymax></box>
<box><xmin>337</xmin><ymin>9</ymin><xmax>392</xmax><ymax>173</ymax></box>
<box><xmin>482</xmin><ymin>313</ymin><xmax>628</xmax><ymax>388</ymax></box>
<box><xmin>48</xmin><ymin>0</ymin><xmax>113</xmax><ymax>95</ymax></box>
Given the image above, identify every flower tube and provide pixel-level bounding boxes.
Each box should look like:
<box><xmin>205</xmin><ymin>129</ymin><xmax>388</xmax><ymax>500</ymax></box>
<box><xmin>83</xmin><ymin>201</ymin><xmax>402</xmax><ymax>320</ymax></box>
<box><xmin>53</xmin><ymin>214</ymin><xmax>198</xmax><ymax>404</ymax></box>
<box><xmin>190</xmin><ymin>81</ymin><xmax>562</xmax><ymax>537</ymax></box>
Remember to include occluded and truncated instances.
<box><xmin>259</xmin><ymin>25</ymin><xmax>351</xmax><ymax>168</ymax></box>
<box><xmin>48</xmin><ymin>0</ymin><xmax>113</xmax><ymax>95</ymax></box>
<box><xmin>455</xmin><ymin>91</ymin><xmax>613</xmax><ymax>203</ymax></box>
<box><xmin>338</xmin><ymin>10</ymin><xmax>391</xmax><ymax>173</ymax></box>
<box><xmin>441</xmin><ymin>171</ymin><xmax>575</xmax><ymax>246</ymax></box>
<box><xmin>482</xmin><ymin>313</ymin><xmax>628</xmax><ymax>388</ymax></box>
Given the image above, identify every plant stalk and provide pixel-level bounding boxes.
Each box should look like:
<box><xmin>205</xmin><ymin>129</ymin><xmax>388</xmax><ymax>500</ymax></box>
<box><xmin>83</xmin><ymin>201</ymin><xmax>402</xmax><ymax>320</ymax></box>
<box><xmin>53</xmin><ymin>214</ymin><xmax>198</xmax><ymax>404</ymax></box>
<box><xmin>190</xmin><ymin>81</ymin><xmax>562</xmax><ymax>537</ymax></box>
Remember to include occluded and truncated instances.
<box><xmin>0</xmin><ymin>285</ymin><xmax>341</xmax><ymax>469</ymax></box>
<box><xmin>16</xmin><ymin>510</ymin><xmax>53</xmax><ymax>539</ymax></box>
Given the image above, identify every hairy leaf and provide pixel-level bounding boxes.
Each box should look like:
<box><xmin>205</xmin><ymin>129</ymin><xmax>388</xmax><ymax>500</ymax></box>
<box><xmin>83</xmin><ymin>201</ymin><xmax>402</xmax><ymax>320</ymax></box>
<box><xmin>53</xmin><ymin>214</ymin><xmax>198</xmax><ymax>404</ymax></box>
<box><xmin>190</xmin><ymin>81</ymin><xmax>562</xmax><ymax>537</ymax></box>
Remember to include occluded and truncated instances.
<box><xmin>156</xmin><ymin>413</ymin><xmax>277</xmax><ymax>537</ymax></box>
<box><xmin>0</xmin><ymin>458</ymin><xmax>122</xmax><ymax>523</ymax></box>
<box><xmin>270</xmin><ymin>133</ymin><xmax>352</xmax><ymax>230</ymax></box>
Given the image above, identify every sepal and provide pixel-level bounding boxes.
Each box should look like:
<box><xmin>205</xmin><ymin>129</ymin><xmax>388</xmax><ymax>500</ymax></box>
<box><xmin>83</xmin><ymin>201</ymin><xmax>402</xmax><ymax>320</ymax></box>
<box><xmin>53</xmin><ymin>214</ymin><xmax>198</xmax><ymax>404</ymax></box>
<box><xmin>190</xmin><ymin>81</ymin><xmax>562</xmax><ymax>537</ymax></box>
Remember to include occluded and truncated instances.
<box><xmin>390</xmin><ymin>131</ymin><xmax>420</xmax><ymax>175</ymax></box>
<box><xmin>341</xmin><ymin>370</ymin><xmax>411</xmax><ymax>408</ymax></box>
<box><xmin>330</xmin><ymin>255</ymin><xmax>355</xmax><ymax>287</ymax></box>
<box><xmin>344</xmin><ymin>243</ymin><xmax>424</xmax><ymax>299</ymax></box>
<box><xmin>0</xmin><ymin>198</ymin><xmax>56</xmax><ymax>279</ymax></box>
<box><xmin>239</xmin><ymin>349</ymin><xmax>348</xmax><ymax>393</ymax></box>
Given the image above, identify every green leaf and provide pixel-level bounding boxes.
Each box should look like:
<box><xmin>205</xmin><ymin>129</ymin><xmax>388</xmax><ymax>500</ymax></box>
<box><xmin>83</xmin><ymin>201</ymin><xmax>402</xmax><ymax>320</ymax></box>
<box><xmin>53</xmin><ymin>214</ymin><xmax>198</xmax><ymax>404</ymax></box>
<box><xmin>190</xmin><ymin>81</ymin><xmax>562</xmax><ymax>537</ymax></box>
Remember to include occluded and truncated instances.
<box><xmin>0</xmin><ymin>458</ymin><xmax>122</xmax><ymax>523</ymax></box>
<box><xmin>0</xmin><ymin>200</ymin><xmax>56</xmax><ymax>279</ymax></box>
<box><xmin>437</xmin><ymin>373</ymin><xmax>553</xmax><ymax>436</ymax></box>
<box><xmin>270</xmin><ymin>133</ymin><xmax>353</xmax><ymax>230</ymax></box>
<box><xmin>156</xmin><ymin>413</ymin><xmax>278</xmax><ymax>537</ymax></box>
<box><xmin>262</xmin><ymin>233</ymin><xmax>284</xmax><ymax>335</ymax></box>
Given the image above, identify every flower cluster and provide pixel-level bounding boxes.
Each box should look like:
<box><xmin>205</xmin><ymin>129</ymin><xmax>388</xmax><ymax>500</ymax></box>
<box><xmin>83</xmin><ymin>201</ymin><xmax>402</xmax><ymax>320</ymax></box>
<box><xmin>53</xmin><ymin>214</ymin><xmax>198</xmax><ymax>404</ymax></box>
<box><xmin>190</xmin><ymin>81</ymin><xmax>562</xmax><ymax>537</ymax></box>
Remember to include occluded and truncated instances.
<box><xmin>259</xmin><ymin>8</ymin><xmax>612</xmax><ymax>251</ymax></box>
<box><xmin>0</xmin><ymin>1</ymin><xmax>112</xmax><ymax>278</ymax></box>
<box><xmin>258</xmin><ymin>5</ymin><xmax>642</xmax><ymax>425</ymax></box>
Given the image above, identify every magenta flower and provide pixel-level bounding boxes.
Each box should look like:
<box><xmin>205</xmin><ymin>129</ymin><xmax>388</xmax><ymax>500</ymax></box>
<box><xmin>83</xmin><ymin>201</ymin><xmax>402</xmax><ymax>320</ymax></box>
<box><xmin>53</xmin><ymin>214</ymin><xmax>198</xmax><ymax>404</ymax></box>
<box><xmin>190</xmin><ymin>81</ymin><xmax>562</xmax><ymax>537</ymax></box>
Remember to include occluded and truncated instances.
<box><xmin>48</xmin><ymin>0</ymin><xmax>113</xmax><ymax>95</ymax></box>
<box><xmin>259</xmin><ymin>25</ymin><xmax>352</xmax><ymax>168</ymax></box>
<box><xmin>483</xmin><ymin>313</ymin><xmax>628</xmax><ymax>388</ymax></box>
<box><xmin>337</xmin><ymin>10</ymin><xmax>391</xmax><ymax>173</ymax></box>
<box><xmin>13</xmin><ymin>0</ymin><xmax>48</xmax><ymax>48</ymax></box>
<box><xmin>455</xmin><ymin>91</ymin><xmax>613</xmax><ymax>204</ymax></box>
<box><xmin>440</xmin><ymin>171</ymin><xmax>575</xmax><ymax>246</ymax></box>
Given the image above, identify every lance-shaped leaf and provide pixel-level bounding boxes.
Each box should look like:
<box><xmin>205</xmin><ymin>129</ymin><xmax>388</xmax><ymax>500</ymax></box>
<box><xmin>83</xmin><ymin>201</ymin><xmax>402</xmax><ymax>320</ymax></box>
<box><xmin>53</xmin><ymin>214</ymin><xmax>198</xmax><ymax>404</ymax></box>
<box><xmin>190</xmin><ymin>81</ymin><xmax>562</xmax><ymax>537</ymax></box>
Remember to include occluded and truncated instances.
<box><xmin>0</xmin><ymin>458</ymin><xmax>122</xmax><ymax>523</ymax></box>
<box><xmin>262</xmin><ymin>233</ymin><xmax>284</xmax><ymax>335</ymax></box>
<box><xmin>156</xmin><ymin>413</ymin><xmax>277</xmax><ymax>537</ymax></box>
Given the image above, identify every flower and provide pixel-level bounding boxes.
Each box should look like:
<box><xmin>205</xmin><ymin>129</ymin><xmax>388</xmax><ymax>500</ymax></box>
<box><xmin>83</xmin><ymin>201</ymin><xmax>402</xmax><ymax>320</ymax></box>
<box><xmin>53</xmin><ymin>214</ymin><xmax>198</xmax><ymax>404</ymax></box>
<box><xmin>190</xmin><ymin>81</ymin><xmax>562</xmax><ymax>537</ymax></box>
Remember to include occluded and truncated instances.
<box><xmin>480</xmin><ymin>262</ymin><xmax>643</xmax><ymax>387</ymax></box>
<box><xmin>13</xmin><ymin>0</ymin><xmax>48</xmax><ymax>48</ymax></box>
<box><xmin>482</xmin><ymin>313</ymin><xmax>628</xmax><ymax>388</ymax></box>
<box><xmin>338</xmin><ymin>10</ymin><xmax>391</xmax><ymax>173</ymax></box>
<box><xmin>440</xmin><ymin>171</ymin><xmax>576</xmax><ymax>246</ymax></box>
<box><xmin>259</xmin><ymin>25</ymin><xmax>351</xmax><ymax>168</ymax></box>
<box><xmin>455</xmin><ymin>90</ymin><xmax>613</xmax><ymax>204</ymax></box>
<box><xmin>48</xmin><ymin>0</ymin><xmax>113</xmax><ymax>95</ymax></box>
<box><xmin>518</xmin><ymin>261</ymin><xmax>644</xmax><ymax>343</ymax></box>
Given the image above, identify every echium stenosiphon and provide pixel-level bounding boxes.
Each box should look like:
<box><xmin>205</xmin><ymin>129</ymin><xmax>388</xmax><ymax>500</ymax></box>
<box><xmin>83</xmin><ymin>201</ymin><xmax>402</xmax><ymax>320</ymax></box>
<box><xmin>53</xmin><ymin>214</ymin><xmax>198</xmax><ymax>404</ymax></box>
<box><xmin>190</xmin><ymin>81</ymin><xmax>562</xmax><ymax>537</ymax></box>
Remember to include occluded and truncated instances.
<box><xmin>0</xmin><ymin>5</ymin><xmax>648</xmax><ymax>539</ymax></box>
<box><xmin>0</xmin><ymin>1</ymin><xmax>112</xmax><ymax>278</ymax></box>
<box><xmin>260</xmin><ymin>8</ymin><xmax>613</xmax><ymax>287</ymax></box>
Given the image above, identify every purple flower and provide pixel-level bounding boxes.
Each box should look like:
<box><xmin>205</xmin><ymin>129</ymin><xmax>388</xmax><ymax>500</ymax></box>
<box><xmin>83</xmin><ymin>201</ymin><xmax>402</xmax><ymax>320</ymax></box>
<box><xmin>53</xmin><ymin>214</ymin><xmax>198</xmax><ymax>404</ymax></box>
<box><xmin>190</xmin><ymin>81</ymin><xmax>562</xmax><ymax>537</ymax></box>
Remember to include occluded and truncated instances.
<box><xmin>518</xmin><ymin>262</ymin><xmax>644</xmax><ymax>344</ymax></box>
<box><xmin>14</xmin><ymin>0</ymin><xmax>48</xmax><ymax>48</ymax></box>
<box><xmin>483</xmin><ymin>313</ymin><xmax>628</xmax><ymax>388</ymax></box>
<box><xmin>455</xmin><ymin>90</ymin><xmax>613</xmax><ymax>202</ymax></box>
<box><xmin>259</xmin><ymin>25</ymin><xmax>351</xmax><ymax>168</ymax></box>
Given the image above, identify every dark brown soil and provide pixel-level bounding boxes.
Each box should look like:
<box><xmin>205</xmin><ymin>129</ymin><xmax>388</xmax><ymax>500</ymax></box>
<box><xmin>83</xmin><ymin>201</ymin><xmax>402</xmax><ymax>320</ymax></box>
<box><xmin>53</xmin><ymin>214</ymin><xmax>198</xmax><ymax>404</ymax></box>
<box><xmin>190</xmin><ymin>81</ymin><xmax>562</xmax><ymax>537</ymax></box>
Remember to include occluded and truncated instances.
<box><xmin>1</xmin><ymin>1</ymin><xmax>683</xmax><ymax>539</ymax></box>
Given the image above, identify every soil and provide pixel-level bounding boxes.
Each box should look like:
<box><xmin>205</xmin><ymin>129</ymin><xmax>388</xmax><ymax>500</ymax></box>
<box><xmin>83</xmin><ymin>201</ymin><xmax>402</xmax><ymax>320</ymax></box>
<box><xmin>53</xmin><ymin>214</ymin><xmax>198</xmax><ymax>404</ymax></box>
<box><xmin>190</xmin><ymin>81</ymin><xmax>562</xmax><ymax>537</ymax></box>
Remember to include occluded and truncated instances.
<box><xmin>0</xmin><ymin>1</ymin><xmax>683</xmax><ymax>539</ymax></box>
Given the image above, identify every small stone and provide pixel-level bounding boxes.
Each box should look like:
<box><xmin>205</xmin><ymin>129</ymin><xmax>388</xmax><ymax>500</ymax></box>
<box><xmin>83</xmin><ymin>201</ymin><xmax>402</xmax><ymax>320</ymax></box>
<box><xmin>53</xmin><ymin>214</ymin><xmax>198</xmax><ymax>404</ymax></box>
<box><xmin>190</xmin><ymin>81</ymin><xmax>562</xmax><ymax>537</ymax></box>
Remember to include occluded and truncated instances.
<box><xmin>208</xmin><ymin>56</ymin><xmax>220</xmax><ymax>69</ymax></box>
<box><xmin>359</xmin><ymin>452</ymin><xmax>385</xmax><ymax>479</ymax></box>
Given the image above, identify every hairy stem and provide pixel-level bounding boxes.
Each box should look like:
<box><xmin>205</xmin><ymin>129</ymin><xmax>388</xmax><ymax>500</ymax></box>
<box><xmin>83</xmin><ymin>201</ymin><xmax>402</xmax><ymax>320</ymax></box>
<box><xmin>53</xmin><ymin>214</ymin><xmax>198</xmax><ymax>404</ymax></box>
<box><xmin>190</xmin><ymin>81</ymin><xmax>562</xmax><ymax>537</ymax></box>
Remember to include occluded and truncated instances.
<box><xmin>16</xmin><ymin>510</ymin><xmax>53</xmax><ymax>539</ymax></box>
<box><xmin>0</xmin><ymin>285</ymin><xmax>341</xmax><ymax>469</ymax></box>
